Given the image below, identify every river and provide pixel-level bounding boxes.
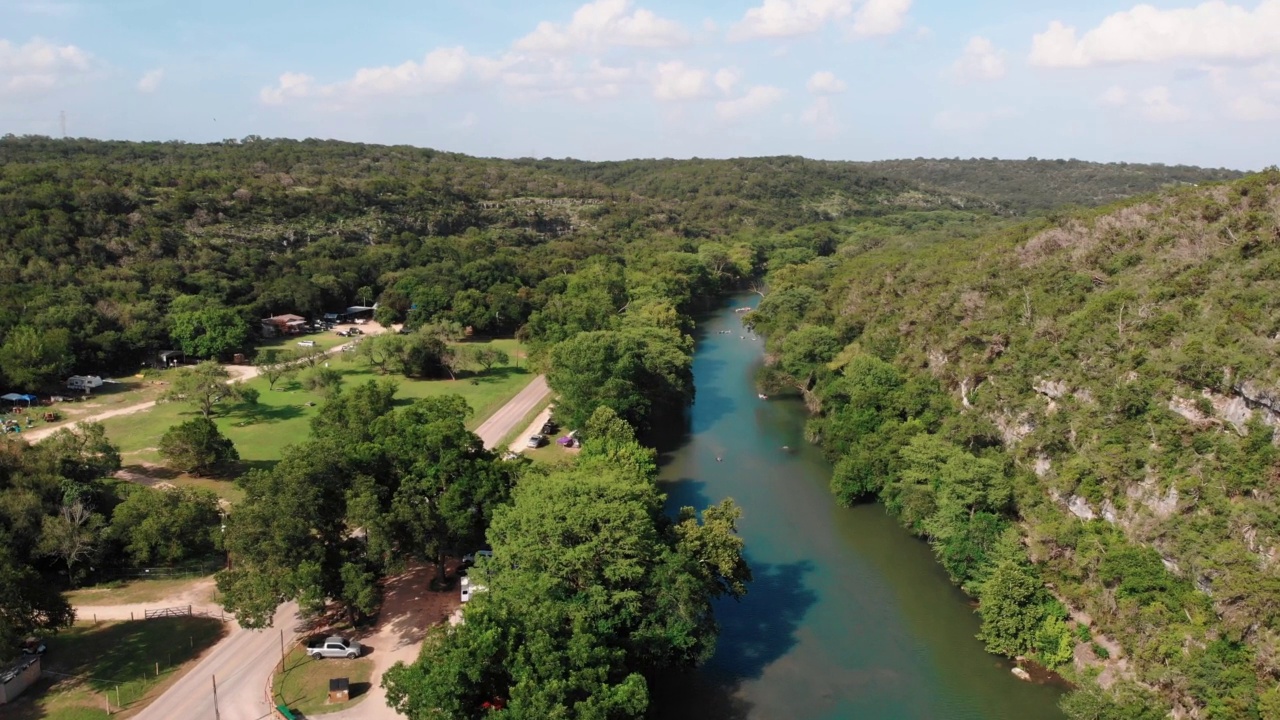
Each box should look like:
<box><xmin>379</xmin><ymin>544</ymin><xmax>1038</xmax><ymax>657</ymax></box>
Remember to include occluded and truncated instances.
<box><xmin>652</xmin><ymin>294</ymin><xmax>1066</xmax><ymax>720</ymax></box>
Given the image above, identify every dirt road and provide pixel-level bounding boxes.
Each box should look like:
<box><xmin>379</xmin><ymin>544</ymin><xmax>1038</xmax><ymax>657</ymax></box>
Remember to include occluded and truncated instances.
<box><xmin>132</xmin><ymin>602</ymin><xmax>301</xmax><ymax>720</ymax></box>
<box><xmin>324</xmin><ymin>562</ymin><xmax>461</xmax><ymax>720</ymax></box>
<box><xmin>22</xmin><ymin>324</ymin><xmax>388</xmax><ymax>444</ymax></box>
<box><xmin>474</xmin><ymin>375</ymin><xmax>550</xmax><ymax>449</ymax></box>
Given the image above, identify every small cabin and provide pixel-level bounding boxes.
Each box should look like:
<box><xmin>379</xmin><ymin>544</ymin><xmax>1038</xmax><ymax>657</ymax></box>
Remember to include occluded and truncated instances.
<box><xmin>261</xmin><ymin>314</ymin><xmax>307</xmax><ymax>337</ymax></box>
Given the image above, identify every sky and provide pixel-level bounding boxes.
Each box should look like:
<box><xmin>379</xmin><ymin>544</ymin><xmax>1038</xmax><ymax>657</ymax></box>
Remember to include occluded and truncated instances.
<box><xmin>1</xmin><ymin>0</ymin><xmax>1279</xmax><ymax>169</ymax></box>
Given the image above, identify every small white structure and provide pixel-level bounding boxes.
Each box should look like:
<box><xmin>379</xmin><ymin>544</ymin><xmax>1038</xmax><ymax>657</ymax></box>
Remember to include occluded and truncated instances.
<box><xmin>66</xmin><ymin>375</ymin><xmax>103</xmax><ymax>392</ymax></box>
<box><xmin>460</xmin><ymin>576</ymin><xmax>487</xmax><ymax>603</ymax></box>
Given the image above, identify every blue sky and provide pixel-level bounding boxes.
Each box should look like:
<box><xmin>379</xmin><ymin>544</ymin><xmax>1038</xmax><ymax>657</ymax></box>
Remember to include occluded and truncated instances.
<box><xmin>2</xmin><ymin>0</ymin><xmax>1279</xmax><ymax>168</ymax></box>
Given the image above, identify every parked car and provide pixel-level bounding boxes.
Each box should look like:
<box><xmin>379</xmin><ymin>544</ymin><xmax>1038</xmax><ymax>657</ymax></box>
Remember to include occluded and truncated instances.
<box><xmin>297</xmin><ymin>340</ymin><xmax>316</xmax><ymax>347</ymax></box>
<box><xmin>540</xmin><ymin>420</ymin><xmax>557</xmax><ymax>435</ymax></box>
<box><xmin>335</xmin><ymin>330</ymin><xmax>349</xmax><ymax>337</ymax></box>
<box><xmin>307</xmin><ymin>635</ymin><xmax>362</xmax><ymax>659</ymax></box>
<box><xmin>348</xmin><ymin>327</ymin><xmax>363</xmax><ymax>335</ymax></box>
<box><xmin>526</xmin><ymin>434</ymin><xmax>546</xmax><ymax>448</ymax></box>
<box><xmin>462</xmin><ymin>550</ymin><xmax>493</xmax><ymax>566</ymax></box>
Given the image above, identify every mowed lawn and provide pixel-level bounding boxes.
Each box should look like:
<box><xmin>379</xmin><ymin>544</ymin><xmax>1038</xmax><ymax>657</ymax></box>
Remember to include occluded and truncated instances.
<box><xmin>2</xmin><ymin>617</ymin><xmax>226</xmax><ymax>720</ymax></box>
<box><xmin>99</xmin><ymin>339</ymin><xmax>535</xmax><ymax>467</ymax></box>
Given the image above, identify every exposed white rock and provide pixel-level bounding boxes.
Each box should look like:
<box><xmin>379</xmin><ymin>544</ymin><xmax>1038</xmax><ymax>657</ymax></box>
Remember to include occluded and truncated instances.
<box><xmin>1034</xmin><ymin>379</ymin><xmax>1068</xmax><ymax>399</ymax></box>
<box><xmin>1101</xmin><ymin>499</ymin><xmax>1119</xmax><ymax>525</ymax></box>
<box><xmin>1011</xmin><ymin>667</ymin><xmax>1031</xmax><ymax>681</ymax></box>
<box><xmin>1067</xmin><ymin>495</ymin><xmax>1096</xmax><ymax>521</ymax></box>
<box><xmin>1127</xmin><ymin>477</ymin><xmax>1179</xmax><ymax>519</ymax></box>
<box><xmin>1033</xmin><ymin>455</ymin><xmax>1052</xmax><ymax>478</ymax></box>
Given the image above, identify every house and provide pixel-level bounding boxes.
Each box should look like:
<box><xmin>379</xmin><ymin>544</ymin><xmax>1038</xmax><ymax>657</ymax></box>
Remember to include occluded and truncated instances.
<box><xmin>260</xmin><ymin>314</ymin><xmax>308</xmax><ymax>337</ymax></box>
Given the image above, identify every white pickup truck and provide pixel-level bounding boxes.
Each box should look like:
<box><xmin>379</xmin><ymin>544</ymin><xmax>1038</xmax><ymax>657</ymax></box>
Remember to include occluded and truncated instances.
<box><xmin>307</xmin><ymin>635</ymin><xmax>362</xmax><ymax>659</ymax></box>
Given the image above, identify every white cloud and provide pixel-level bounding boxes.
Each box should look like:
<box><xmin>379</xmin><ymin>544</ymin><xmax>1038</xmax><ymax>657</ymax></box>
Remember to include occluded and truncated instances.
<box><xmin>716</xmin><ymin>85</ymin><xmax>785</xmax><ymax>121</ymax></box>
<box><xmin>653</xmin><ymin>61</ymin><xmax>709</xmax><ymax>101</ymax></box>
<box><xmin>806</xmin><ymin>70</ymin><xmax>846</xmax><ymax>94</ymax></box>
<box><xmin>514</xmin><ymin>0</ymin><xmax>688</xmax><ymax>53</ymax></box>
<box><xmin>948</xmin><ymin>36</ymin><xmax>1006</xmax><ymax>82</ymax></box>
<box><xmin>1138</xmin><ymin>85</ymin><xmax>1189</xmax><ymax>122</ymax></box>
<box><xmin>0</xmin><ymin>36</ymin><xmax>91</xmax><ymax>94</ymax></box>
<box><xmin>136</xmin><ymin>68</ymin><xmax>163</xmax><ymax>93</ymax></box>
<box><xmin>714</xmin><ymin>68</ymin><xmax>740</xmax><ymax>95</ymax></box>
<box><xmin>851</xmin><ymin>0</ymin><xmax>911</xmax><ymax>37</ymax></box>
<box><xmin>261</xmin><ymin>47</ymin><xmax>494</xmax><ymax>105</ymax></box>
<box><xmin>729</xmin><ymin>0</ymin><xmax>854</xmax><ymax>40</ymax></box>
<box><xmin>1030</xmin><ymin>1</ymin><xmax>1280</xmax><ymax>68</ymax></box>
<box><xmin>800</xmin><ymin>96</ymin><xmax>840</xmax><ymax>135</ymax></box>
<box><xmin>1097</xmin><ymin>85</ymin><xmax>1128</xmax><ymax>107</ymax></box>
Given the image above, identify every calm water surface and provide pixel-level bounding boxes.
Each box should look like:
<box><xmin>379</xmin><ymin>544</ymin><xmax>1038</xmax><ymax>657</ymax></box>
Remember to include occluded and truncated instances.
<box><xmin>652</xmin><ymin>295</ymin><xmax>1065</xmax><ymax>720</ymax></box>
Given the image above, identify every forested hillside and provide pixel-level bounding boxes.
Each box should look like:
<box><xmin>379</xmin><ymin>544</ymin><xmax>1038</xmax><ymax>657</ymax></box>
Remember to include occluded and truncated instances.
<box><xmin>862</xmin><ymin>158</ymin><xmax>1243</xmax><ymax>214</ymax></box>
<box><xmin>0</xmin><ymin>136</ymin><xmax>1238</xmax><ymax>390</ymax></box>
<box><xmin>749</xmin><ymin>169</ymin><xmax>1280</xmax><ymax>719</ymax></box>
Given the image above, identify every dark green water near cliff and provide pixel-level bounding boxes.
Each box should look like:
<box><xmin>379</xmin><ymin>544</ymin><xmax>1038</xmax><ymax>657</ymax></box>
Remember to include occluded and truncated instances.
<box><xmin>652</xmin><ymin>295</ymin><xmax>1065</xmax><ymax>720</ymax></box>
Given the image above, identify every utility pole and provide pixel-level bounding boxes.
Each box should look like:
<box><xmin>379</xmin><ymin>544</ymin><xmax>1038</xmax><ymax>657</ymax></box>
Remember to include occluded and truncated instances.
<box><xmin>211</xmin><ymin>675</ymin><xmax>220</xmax><ymax>720</ymax></box>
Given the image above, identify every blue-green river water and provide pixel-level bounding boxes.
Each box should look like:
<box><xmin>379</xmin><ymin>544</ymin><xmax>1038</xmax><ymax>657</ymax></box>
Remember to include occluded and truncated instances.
<box><xmin>652</xmin><ymin>295</ymin><xmax>1066</xmax><ymax>720</ymax></box>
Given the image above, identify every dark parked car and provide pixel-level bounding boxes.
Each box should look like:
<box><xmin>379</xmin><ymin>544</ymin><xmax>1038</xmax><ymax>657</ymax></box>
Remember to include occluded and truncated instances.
<box><xmin>540</xmin><ymin>420</ymin><xmax>557</xmax><ymax>435</ymax></box>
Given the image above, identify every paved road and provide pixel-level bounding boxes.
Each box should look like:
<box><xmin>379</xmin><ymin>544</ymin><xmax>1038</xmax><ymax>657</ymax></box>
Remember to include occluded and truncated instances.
<box><xmin>474</xmin><ymin>375</ymin><xmax>550</xmax><ymax>449</ymax></box>
<box><xmin>135</xmin><ymin>602</ymin><xmax>301</xmax><ymax>720</ymax></box>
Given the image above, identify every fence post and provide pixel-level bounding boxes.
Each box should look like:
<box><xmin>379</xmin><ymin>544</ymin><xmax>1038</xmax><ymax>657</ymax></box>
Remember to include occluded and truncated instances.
<box><xmin>116</xmin><ymin>685</ymin><xmax>121</xmax><ymax>709</ymax></box>
<box><xmin>155</xmin><ymin>661</ymin><xmax>159</xmax><ymax>677</ymax></box>
<box><xmin>105</xmin><ymin>691</ymin><xmax>111</xmax><ymax>715</ymax></box>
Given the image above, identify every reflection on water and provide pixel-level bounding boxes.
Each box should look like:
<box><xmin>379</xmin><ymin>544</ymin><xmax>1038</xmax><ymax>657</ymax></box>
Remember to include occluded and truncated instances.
<box><xmin>651</xmin><ymin>295</ymin><xmax>1065</xmax><ymax>720</ymax></box>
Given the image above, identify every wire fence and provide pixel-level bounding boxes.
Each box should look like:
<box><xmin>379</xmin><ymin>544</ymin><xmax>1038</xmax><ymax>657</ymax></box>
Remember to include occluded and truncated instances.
<box><xmin>88</xmin><ymin>558</ymin><xmax>224</xmax><ymax>583</ymax></box>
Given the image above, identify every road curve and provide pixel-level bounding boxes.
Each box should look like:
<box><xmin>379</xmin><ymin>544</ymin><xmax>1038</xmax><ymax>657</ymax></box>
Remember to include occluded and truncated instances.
<box><xmin>134</xmin><ymin>602</ymin><xmax>301</xmax><ymax>720</ymax></box>
<box><xmin>474</xmin><ymin>375</ymin><xmax>550</xmax><ymax>449</ymax></box>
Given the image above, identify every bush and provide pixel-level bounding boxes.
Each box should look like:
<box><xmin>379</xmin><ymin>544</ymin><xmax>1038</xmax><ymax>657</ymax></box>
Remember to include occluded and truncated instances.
<box><xmin>158</xmin><ymin>417</ymin><xmax>240</xmax><ymax>475</ymax></box>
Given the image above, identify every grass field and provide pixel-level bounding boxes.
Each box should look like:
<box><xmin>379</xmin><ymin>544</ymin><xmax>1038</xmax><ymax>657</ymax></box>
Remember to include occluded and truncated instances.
<box><xmin>99</xmin><ymin>338</ymin><xmax>535</xmax><ymax>470</ymax></box>
<box><xmin>273</xmin><ymin>644</ymin><xmax>374</xmax><ymax>716</ymax></box>
<box><xmin>3</xmin><ymin>617</ymin><xmax>226</xmax><ymax>720</ymax></box>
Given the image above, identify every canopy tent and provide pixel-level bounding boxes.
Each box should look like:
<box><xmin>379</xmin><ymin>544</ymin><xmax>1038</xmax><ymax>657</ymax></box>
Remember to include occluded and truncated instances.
<box><xmin>2</xmin><ymin>393</ymin><xmax>35</xmax><ymax>405</ymax></box>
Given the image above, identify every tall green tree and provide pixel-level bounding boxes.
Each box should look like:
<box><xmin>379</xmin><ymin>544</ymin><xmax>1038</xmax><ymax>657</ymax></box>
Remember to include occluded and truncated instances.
<box><xmin>0</xmin><ymin>325</ymin><xmax>73</xmax><ymax>391</ymax></box>
<box><xmin>158</xmin><ymin>416</ymin><xmax>240</xmax><ymax>475</ymax></box>
<box><xmin>159</xmin><ymin>361</ymin><xmax>252</xmax><ymax>418</ymax></box>
<box><xmin>108</xmin><ymin>485</ymin><xmax>222</xmax><ymax>565</ymax></box>
<box><xmin>169</xmin><ymin>307</ymin><xmax>249</xmax><ymax>359</ymax></box>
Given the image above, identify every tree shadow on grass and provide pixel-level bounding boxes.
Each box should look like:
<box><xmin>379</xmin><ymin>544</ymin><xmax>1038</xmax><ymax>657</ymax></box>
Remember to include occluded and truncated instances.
<box><xmin>224</xmin><ymin>402</ymin><xmax>306</xmax><ymax>426</ymax></box>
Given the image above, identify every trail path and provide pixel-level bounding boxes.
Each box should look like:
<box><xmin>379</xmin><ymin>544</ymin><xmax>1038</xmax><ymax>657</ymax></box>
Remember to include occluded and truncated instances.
<box><xmin>474</xmin><ymin>375</ymin><xmax>550</xmax><ymax>449</ymax></box>
<box><xmin>509</xmin><ymin>406</ymin><xmax>555</xmax><ymax>454</ymax></box>
<box><xmin>21</xmin><ymin>323</ymin><xmax>389</xmax><ymax>444</ymax></box>
<box><xmin>72</xmin><ymin>577</ymin><xmax>223</xmax><ymax>622</ymax></box>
